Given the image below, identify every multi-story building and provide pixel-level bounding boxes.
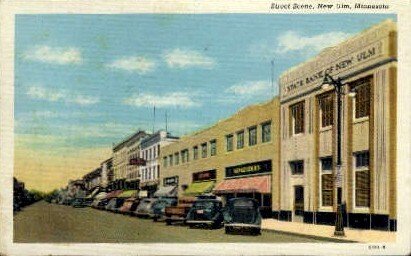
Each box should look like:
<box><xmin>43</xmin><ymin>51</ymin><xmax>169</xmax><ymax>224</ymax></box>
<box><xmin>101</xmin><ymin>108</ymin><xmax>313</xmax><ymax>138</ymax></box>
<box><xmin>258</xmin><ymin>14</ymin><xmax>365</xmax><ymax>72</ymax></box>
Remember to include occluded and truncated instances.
<box><xmin>160</xmin><ymin>98</ymin><xmax>280</xmax><ymax>217</ymax></box>
<box><xmin>139</xmin><ymin>130</ymin><xmax>179</xmax><ymax>197</ymax></box>
<box><xmin>100</xmin><ymin>157</ymin><xmax>113</xmax><ymax>189</ymax></box>
<box><xmin>67</xmin><ymin>179</ymin><xmax>86</xmax><ymax>198</ymax></box>
<box><xmin>278</xmin><ymin>20</ymin><xmax>397</xmax><ymax>230</ymax></box>
<box><xmin>83</xmin><ymin>168</ymin><xmax>102</xmax><ymax>192</ymax></box>
<box><xmin>112</xmin><ymin>130</ymin><xmax>148</xmax><ymax>190</ymax></box>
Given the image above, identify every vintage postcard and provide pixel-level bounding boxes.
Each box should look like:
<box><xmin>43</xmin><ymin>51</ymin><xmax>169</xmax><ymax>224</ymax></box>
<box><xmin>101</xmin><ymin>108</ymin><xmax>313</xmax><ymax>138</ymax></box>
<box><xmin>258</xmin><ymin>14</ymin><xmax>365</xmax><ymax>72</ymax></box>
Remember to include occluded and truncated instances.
<box><xmin>0</xmin><ymin>0</ymin><xmax>410</xmax><ymax>255</ymax></box>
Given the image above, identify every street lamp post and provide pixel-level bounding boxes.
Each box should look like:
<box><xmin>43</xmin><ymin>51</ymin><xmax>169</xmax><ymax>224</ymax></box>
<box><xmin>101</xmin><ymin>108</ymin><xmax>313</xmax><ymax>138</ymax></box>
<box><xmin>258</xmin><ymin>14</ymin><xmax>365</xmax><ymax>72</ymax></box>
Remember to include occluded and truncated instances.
<box><xmin>321</xmin><ymin>73</ymin><xmax>355</xmax><ymax>237</ymax></box>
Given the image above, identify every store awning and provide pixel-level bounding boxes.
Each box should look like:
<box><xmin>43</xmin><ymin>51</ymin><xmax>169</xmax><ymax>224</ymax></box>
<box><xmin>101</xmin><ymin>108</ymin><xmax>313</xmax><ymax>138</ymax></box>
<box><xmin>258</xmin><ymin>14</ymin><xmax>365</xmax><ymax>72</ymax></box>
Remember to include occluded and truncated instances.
<box><xmin>117</xmin><ymin>190</ymin><xmax>138</xmax><ymax>198</ymax></box>
<box><xmin>154</xmin><ymin>186</ymin><xmax>177</xmax><ymax>198</ymax></box>
<box><xmin>183</xmin><ymin>181</ymin><xmax>215</xmax><ymax>196</ymax></box>
<box><xmin>94</xmin><ymin>192</ymin><xmax>107</xmax><ymax>200</ymax></box>
<box><xmin>105</xmin><ymin>190</ymin><xmax>123</xmax><ymax>199</ymax></box>
<box><xmin>213</xmin><ymin>175</ymin><xmax>270</xmax><ymax>194</ymax></box>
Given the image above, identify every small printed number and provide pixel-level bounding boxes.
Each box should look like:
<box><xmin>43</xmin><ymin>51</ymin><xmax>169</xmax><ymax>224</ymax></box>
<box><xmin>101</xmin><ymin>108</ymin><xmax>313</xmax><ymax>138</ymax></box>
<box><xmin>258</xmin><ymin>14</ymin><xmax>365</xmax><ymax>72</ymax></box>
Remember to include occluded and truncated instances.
<box><xmin>368</xmin><ymin>245</ymin><xmax>386</xmax><ymax>250</ymax></box>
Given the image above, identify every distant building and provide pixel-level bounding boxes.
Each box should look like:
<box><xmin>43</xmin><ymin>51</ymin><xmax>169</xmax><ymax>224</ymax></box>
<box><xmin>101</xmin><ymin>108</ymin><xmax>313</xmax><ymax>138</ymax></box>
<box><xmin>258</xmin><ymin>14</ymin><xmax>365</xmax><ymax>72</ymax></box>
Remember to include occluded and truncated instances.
<box><xmin>83</xmin><ymin>168</ymin><xmax>102</xmax><ymax>192</ymax></box>
<box><xmin>112</xmin><ymin>130</ymin><xmax>148</xmax><ymax>190</ymax></box>
<box><xmin>139</xmin><ymin>130</ymin><xmax>179</xmax><ymax>197</ymax></box>
<box><xmin>67</xmin><ymin>179</ymin><xmax>86</xmax><ymax>198</ymax></box>
<box><xmin>100</xmin><ymin>157</ymin><xmax>113</xmax><ymax>189</ymax></box>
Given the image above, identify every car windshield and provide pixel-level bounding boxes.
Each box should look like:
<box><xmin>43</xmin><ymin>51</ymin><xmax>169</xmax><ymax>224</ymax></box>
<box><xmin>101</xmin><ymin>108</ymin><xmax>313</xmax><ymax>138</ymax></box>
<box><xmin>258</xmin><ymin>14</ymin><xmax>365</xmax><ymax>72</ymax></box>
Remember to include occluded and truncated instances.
<box><xmin>232</xmin><ymin>200</ymin><xmax>254</xmax><ymax>208</ymax></box>
<box><xmin>194</xmin><ymin>201</ymin><xmax>217</xmax><ymax>209</ymax></box>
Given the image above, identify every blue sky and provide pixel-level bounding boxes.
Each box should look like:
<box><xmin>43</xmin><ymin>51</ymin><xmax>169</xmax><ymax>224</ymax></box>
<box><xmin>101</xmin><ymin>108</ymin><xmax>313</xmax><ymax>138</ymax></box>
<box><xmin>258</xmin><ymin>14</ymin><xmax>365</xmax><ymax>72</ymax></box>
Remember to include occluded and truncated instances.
<box><xmin>15</xmin><ymin>14</ymin><xmax>396</xmax><ymax>153</ymax></box>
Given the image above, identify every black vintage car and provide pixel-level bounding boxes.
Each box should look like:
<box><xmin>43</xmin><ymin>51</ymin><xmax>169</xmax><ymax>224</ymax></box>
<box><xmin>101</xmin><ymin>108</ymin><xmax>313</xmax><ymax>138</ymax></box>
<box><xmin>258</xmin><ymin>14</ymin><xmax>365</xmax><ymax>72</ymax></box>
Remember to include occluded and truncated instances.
<box><xmin>223</xmin><ymin>197</ymin><xmax>262</xmax><ymax>235</ymax></box>
<box><xmin>151</xmin><ymin>198</ymin><xmax>178</xmax><ymax>221</ymax></box>
<box><xmin>185</xmin><ymin>196</ymin><xmax>224</xmax><ymax>229</ymax></box>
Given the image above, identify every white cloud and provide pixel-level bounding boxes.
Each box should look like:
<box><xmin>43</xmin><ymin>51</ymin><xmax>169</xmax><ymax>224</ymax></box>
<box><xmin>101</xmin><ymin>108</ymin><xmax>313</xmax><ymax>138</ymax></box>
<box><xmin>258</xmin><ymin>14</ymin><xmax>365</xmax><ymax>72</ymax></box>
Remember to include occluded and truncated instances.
<box><xmin>226</xmin><ymin>80</ymin><xmax>272</xmax><ymax>96</ymax></box>
<box><xmin>27</xmin><ymin>86</ymin><xmax>99</xmax><ymax>105</ymax></box>
<box><xmin>276</xmin><ymin>31</ymin><xmax>351</xmax><ymax>54</ymax></box>
<box><xmin>27</xmin><ymin>86</ymin><xmax>64</xmax><ymax>102</ymax></box>
<box><xmin>24</xmin><ymin>45</ymin><xmax>82</xmax><ymax>65</ymax></box>
<box><xmin>163</xmin><ymin>49</ymin><xmax>215</xmax><ymax>69</ymax></box>
<box><xmin>107</xmin><ymin>56</ymin><xmax>155</xmax><ymax>74</ymax></box>
<box><xmin>123</xmin><ymin>92</ymin><xmax>199</xmax><ymax>108</ymax></box>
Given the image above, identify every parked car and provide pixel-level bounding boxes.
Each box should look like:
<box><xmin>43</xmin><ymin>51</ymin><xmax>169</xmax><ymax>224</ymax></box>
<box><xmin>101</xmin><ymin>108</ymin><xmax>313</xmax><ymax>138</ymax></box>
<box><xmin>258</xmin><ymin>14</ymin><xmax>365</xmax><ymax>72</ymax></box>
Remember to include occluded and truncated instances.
<box><xmin>150</xmin><ymin>198</ymin><xmax>178</xmax><ymax>221</ymax></box>
<box><xmin>105</xmin><ymin>198</ymin><xmax>125</xmax><ymax>212</ymax></box>
<box><xmin>119</xmin><ymin>198</ymin><xmax>140</xmax><ymax>215</ymax></box>
<box><xmin>95</xmin><ymin>198</ymin><xmax>110</xmax><ymax>210</ymax></box>
<box><xmin>134</xmin><ymin>198</ymin><xmax>158</xmax><ymax>217</ymax></box>
<box><xmin>164</xmin><ymin>196</ymin><xmax>196</xmax><ymax>225</ymax></box>
<box><xmin>223</xmin><ymin>197</ymin><xmax>262</xmax><ymax>235</ymax></box>
<box><xmin>186</xmin><ymin>195</ymin><xmax>224</xmax><ymax>229</ymax></box>
<box><xmin>72</xmin><ymin>197</ymin><xmax>93</xmax><ymax>208</ymax></box>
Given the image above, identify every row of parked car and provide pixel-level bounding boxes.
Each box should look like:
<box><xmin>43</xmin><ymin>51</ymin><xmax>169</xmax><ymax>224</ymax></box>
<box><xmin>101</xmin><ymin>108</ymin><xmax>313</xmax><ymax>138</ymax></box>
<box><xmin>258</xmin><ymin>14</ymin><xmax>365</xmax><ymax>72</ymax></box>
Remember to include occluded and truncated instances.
<box><xmin>50</xmin><ymin>191</ymin><xmax>263</xmax><ymax>235</ymax></box>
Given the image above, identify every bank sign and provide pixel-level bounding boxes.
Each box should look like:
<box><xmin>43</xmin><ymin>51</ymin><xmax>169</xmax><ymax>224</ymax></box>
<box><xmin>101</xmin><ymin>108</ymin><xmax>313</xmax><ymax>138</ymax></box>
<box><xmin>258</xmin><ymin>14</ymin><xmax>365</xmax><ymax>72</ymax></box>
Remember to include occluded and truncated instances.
<box><xmin>226</xmin><ymin>160</ymin><xmax>272</xmax><ymax>178</ymax></box>
<box><xmin>282</xmin><ymin>41</ymin><xmax>383</xmax><ymax>96</ymax></box>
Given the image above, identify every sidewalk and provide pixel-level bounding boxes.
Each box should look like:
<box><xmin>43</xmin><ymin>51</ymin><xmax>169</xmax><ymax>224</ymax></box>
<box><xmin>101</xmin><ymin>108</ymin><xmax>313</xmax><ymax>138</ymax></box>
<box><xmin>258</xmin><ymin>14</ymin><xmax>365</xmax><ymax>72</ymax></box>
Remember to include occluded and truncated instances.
<box><xmin>261</xmin><ymin>219</ymin><xmax>396</xmax><ymax>243</ymax></box>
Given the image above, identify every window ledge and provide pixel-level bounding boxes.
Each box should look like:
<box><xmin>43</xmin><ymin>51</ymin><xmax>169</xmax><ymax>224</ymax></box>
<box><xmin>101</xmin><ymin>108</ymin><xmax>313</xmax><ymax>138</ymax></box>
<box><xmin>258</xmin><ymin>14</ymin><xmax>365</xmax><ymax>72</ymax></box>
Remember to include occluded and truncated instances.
<box><xmin>318</xmin><ymin>206</ymin><xmax>333</xmax><ymax>212</ymax></box>
<box><xmin>352</xmin><ymin>207</ymin><xmax>370</xmax><ymax>214</ymax></box>
<box><xmin>353</xmin><ymin>116</ymin><xmax>369</xmax><ymax>124</ymax></box>
<box><xmin>319</xmin><ymin>126</ymin><xmax>332</xmax><ymax>133</ymax></box>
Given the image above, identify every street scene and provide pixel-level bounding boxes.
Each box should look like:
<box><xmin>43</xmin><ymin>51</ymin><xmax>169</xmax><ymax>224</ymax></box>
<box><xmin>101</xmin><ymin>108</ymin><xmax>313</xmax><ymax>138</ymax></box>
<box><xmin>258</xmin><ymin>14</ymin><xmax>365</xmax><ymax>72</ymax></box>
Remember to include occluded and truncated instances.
<box><xmin>14</xmin><ymin>201</ymin><xmax>328</xmax><ymax>243</ymax></box>
<box><xmin>13</xmin><ymin>13</ymin><xmax>397</xmax><ymax>244</ymax></box>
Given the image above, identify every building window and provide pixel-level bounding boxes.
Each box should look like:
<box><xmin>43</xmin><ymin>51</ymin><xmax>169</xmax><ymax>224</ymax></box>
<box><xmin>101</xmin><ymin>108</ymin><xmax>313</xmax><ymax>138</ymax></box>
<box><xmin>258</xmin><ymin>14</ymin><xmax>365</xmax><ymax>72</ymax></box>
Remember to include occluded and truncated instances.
<box><xmin>354</xmin><ymin>151</ymin><xmax>370</xmax><ymax>207</ymax></box>
<box><xmin>210</xmin><ymin>140</ymin><xmax>217</xmax><ymax>156</ymax></box>
<box><xmin>319</xmin><ymin>93</ymin><xmax>333</xmax><ymax>128</ymax></box>
<box><xmin>352</xmin><ymin>77</ymin><xmax>371</xmax><ymax>119</ymax></box>
<box><xmin>248</xmin><ymin>126</ymin><xmax>257</xmax><ymax>146</ymax></box>
<box><xmin>237</xmin><ymin>130</ymin><xmax>244</xmax><ymax>149</ymax></box>
<box><xmin>163</xmin><ymin>157</ymin><xmax>167</xmax><ymax>168</ymax></box>
<box><xmin>181</xmin><ymin>149</ymin><xmax>189</xmax><ymax>163</ymax></box>
<box><xmin>174</xmin><ymin>152</ymin><xmax>179</xmax><ymax>165</ymax></box>
<box><xmin>193</xmin><ymin>146</ymin><xmax>198</xmax><ymax>160</ymax></box>
<box><xmin>226</xmin><ymin>134</ymin><xmax>233</xmax><ymax>152</ymax></box>
<box><xmin>201</xmin><ymin>143</ymin><xmax>207</xmax><ymax>158</ymax></box>
<box><xmin>290</xmin><ymin>160</ymin><xmax>304</xmax><ymax>175</ymax></box>
<box><xmin>261</xmin><ymin>121</ymin><xmax>271</xmax><ymax>143</ymax></box>
<box><xmin>320</xmin><ymin>157</ymin><xmax>333</xmax><ymax>207</ymax></box>
<box><xmin>290</xmin><ymin>101</ymin><xmax>305</xmax><ymax>135</ymax></box>
<box><xmin>169</xmin><ymin>155</ymin><xmax>173</xmax><ymax>166</ymax></box>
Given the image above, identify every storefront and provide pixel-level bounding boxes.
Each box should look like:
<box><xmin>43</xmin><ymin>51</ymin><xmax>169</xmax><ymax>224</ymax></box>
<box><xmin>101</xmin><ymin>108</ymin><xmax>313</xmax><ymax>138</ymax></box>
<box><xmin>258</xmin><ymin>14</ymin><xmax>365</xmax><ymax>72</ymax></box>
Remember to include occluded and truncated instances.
<box><xmin>214</xmin><ymin>160</ymin><xmax>272</xmax><ymax>217</ymax></box>
<box><xmin>182</xmin><ymin>170</ymin><xmax>216</xmax><ymax>197</ymax></box>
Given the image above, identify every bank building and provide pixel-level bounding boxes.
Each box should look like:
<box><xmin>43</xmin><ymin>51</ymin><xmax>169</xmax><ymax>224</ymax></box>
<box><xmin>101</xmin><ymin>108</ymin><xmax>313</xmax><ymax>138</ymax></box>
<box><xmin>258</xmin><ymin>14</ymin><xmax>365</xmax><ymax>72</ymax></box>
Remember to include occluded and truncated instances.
<box><xmin>277</xmin><ymin>19</ymin><xmax>397</xmax><ymax>231</ymax></box>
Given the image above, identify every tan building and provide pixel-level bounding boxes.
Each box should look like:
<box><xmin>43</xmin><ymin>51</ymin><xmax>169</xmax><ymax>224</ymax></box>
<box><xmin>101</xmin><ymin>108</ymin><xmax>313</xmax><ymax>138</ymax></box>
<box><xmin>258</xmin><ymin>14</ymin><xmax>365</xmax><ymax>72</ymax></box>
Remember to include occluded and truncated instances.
<box><xmin>278</xmin><ymin>20</ymin><xmax>397</xmax><ymax>230</ymax></box>
<box><xmin>112</xmin><ymin>130</ymin><xmax>148</xmax><ymax>190</ymax></box>
<box><xmin>160</xmin><ymin>98</ymin><xmax>280</xmax><ymax>217</ymax></box>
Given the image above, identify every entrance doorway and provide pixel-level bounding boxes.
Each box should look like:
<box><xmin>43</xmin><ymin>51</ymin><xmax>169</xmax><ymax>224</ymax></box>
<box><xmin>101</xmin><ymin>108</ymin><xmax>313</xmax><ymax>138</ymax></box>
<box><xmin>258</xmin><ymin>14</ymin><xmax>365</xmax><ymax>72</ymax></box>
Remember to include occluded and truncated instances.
<box><xmin>294</xmin><ymin>186</ymin><xmax>304</xmax><ymax>222</ymax></box>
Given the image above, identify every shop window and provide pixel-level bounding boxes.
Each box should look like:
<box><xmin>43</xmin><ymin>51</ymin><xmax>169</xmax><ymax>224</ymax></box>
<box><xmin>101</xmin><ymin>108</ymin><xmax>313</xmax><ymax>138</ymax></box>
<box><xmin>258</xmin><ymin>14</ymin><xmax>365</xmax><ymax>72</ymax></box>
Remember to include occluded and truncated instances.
<box><xmin>319</xmin><ymin>93</ymin><xmax>334</xmax><ymax>128</ymax></box>
<box><xmin>226</xmin><ymin>134</ymin><xmax>233</xmax><ymax>152</ymax></box>
<box><xmin>261</xmin><ymin>121</ymin><xmax>271</xmax><ymax>143</ymax></box>
<box><xmin>201</xmin><ymin>143</ymin><xmax>207</xmax><ymax>158</ymax></box>
<box><xmin>290</xmin><ymin>160</ymin><xmax>304</xmax><ymax>175</ymax></box>
<box><xmin>163</xmin><ymin>157</ymin><xmax>167</xmax><ymax>168</ymax></box>
<box><xmin>354</xmin><ymin>151</ymin><xmax>370</xmax><ymax>207</ymax></box>
<box><xmin>248</xmin><ymin>126</ymin><xmax>257</xmax><ymax>146</ymax></box>
<box><xmin>352</xmin><ymin>77</ymin><xmax>371</xmax><ymax>119</ymax></box>
<box><xmin>210</xmin><ymin>140</ymin><xmax>217</xmax><ymax>156</ymax></box>
<box><xmin>290</xmin><ymin>101</ymin><xmax>305</xmax><ymax>135</ymax></box>
<box><xmin>263</xmin><ymin>194</ymin><xmax>272</xmax><ymax>207</ymax></box>
<box><xmin>320</xmin><ymin>157</ymin><xmax>333</xmax><ymax>207</ymax></box>
<box><xmin>193</xmin><ymin>146</ymin><xmax>198</xmax><ymax>160</ymax></box>
<box><xmin>237</xmin><ymin>130</ymin><xmax>244</xmax><ymax>149</ymax></box>
<box><xmin>174</xmin><ymin>152</ymin><xmax>179</xmax><ymax>165</ymax></box>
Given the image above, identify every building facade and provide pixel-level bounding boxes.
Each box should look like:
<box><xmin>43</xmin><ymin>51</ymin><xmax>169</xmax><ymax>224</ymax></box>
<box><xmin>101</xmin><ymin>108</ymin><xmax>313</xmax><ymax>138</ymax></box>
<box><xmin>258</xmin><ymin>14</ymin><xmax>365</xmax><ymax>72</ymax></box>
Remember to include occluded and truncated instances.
<box><xmin>160</xmin><ymin>98</ymin><xmax>280</xmax><ymax>217</ymax></box>
<box><xmin>278</xmin><ymin>20</ymin><xmax>397</xmax><ymax>230</ymax></box>
<box><xmin>112</xmin><ymin>130</ymin><xmax>148</xmax><ymax>190</ymax></box>
<box><xmin>100</xmin><ymin>157</ymin><xmax>113</xmax><ymax>188</ymax></box>
<box><xmin>139</xmin><ymin>130</ymin><xmax>179</xmax><ymax>197</ymax></box>
<box><xmin>83</xmin><ymin>168</ymin><xmax>102</xmax><ymax>192</ymax></box>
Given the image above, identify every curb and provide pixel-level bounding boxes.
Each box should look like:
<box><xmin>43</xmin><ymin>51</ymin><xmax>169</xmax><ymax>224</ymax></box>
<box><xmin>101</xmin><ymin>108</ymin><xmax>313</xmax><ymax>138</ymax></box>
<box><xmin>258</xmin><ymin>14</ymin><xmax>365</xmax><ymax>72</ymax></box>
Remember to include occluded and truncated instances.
<box><xmin>261</xmin><ymin>228</ymin><xmax>357</xmax><ymax>243</ymax></box>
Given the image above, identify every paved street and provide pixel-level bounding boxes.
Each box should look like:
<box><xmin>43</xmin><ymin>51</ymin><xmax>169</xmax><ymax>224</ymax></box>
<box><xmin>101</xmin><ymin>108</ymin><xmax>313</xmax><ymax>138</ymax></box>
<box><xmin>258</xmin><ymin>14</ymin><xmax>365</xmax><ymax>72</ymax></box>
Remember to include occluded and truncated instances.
<box><xmin>14</xmin><ymin>201</ymin><xmax>330</xmax><ymax>243</ymax></box>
